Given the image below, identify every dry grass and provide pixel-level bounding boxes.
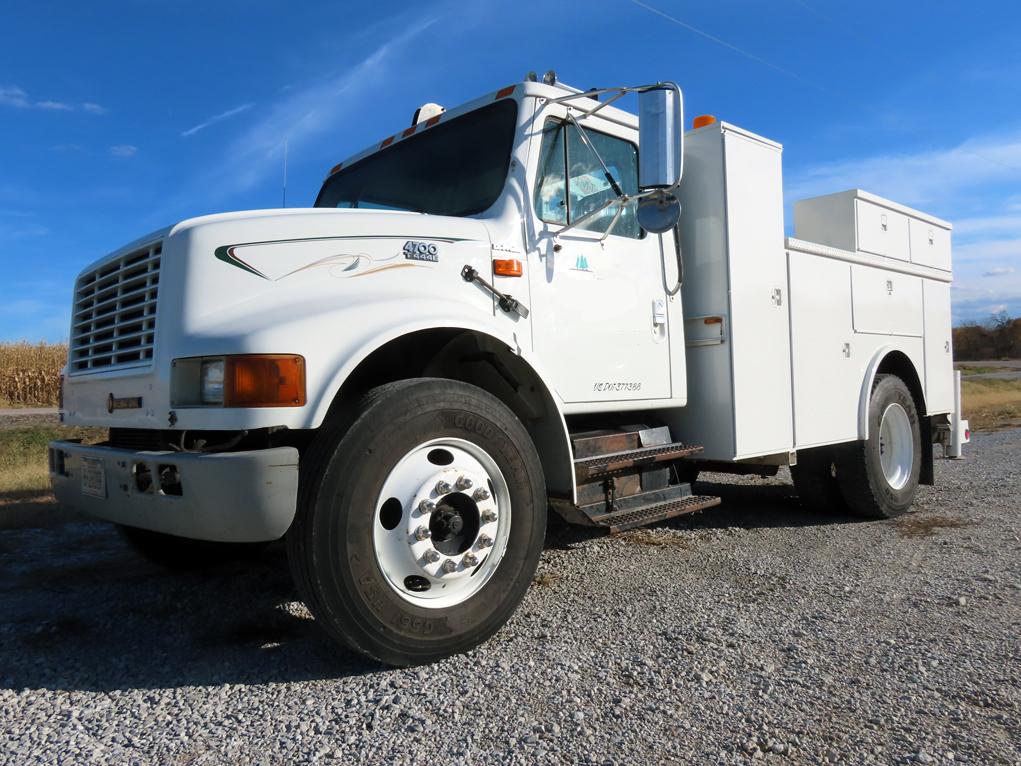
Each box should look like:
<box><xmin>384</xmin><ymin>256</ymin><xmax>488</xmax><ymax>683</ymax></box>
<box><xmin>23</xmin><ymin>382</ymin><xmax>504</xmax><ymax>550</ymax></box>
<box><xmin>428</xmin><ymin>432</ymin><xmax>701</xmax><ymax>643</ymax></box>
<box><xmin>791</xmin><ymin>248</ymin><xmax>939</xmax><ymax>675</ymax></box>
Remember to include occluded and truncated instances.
<box><xmin>0</xmin><ymin>342</ymin><xmax>67</xmax><ymax>407</ymax></box>
<box><xmin>0</xmin><ymin>425</ymin><xmax>105</xmax><ymax>500</ymax></box>
<box><xmin>961</xmin><ymin>378</ymin><xmax>1021</xmax><ymax>431</ymax></box>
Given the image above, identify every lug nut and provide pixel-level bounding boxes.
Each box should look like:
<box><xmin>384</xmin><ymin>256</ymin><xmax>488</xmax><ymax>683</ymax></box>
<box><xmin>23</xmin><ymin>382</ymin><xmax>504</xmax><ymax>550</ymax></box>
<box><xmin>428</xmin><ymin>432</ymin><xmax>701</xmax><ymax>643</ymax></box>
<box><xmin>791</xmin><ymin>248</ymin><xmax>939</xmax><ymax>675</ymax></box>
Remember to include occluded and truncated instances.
<box><xmin>473</xmin><ymin>487</ymin><xmax>490</xmax><ymax>501</ymax></box>
<box><xmin>480</xmin><ymin>509</ymin><xmax>498</xmax><ymax>523</ymax></box>
<box><xmin>418</xmin><ymin>499</ymin><xmax>436</xmax><ymax>514</ymax></box>
<box><xmin>463</xmin><ymin>552</ymin><xmax>479</xmax><ymax>567</ymax></box>
<box><xmin>478</xmin><ymin>533</ymin><xmax>494</xmax><ymax>548</ymax></box>
<box><xmin>423</xmin><ymin>549</ymin><xmax>441</xmax><ymax>563</ymax></box>
<box><xmin>440</xmin><ymin>559</ymin><xmax>458</xmax><ymax>574</ymax></box>
<box><xmin>435</xmin><ymin>480</ymin><xmax>452</xmax><ymax>494</ymax></box>
<box><xmin>455</xmin><ymin>476</ymin><xmax>473</xmax><ymax>490</ymax></box>
<box><xmin>413</xmin><ymin>525</ymin><xmax>431</xmax><ymax>541</ymax></box>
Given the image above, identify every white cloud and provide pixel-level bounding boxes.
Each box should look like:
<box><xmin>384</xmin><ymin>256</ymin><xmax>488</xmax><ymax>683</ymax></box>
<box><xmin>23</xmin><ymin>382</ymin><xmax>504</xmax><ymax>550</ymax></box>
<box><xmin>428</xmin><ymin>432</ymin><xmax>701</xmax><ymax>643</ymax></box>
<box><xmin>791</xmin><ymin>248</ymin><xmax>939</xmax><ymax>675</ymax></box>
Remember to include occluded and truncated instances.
<box><xmin>786</xmin><ymin>129</ymin><xmax>1021</xmax><ymax>211</ymax></box>
<box><xmin>982</xmin><ymin>267</ymin><xmax>1015</xmax><ymax>277</ymax></box>
<box><xmin>207</xmin><ymin>16</ymin><xmax>436</xmax><ymax>195</ymax></box>
<box><xmin>109</xmin><ymin>144</ymin><xmax>138</xmax><ymax>157</ymax></box>
<box><xmin>0</xmin><ymin>85</ymin><xmax>29</xmax><ymax>108</ymax></box>
<box><xmin>0</xmin><ymin>84</ymin><xmax>105</xmax><ymax>114</ymax></box>
<box><xmin>36</xmin><ymin>100</ymin><xmax>72</xmax><ymax>111</ymax></box>
<box><xmin>181</xmin><ymin>103</ymin><xmax>254</xmax><ymax>137</ymax></box>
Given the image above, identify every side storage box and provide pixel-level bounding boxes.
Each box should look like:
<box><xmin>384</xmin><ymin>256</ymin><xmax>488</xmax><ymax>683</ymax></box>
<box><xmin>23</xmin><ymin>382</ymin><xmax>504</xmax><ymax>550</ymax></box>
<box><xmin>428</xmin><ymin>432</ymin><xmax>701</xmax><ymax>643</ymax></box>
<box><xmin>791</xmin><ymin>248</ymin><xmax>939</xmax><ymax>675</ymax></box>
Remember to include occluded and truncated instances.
<box><xmin>671</xmin><ymin>121</ymin><xmax>793</xmax><ymax>461</ymax></box>
<box><xmin>794</xmin><ymin>189</ymin><xmax>952</xmax><ymax>271</ymax></box>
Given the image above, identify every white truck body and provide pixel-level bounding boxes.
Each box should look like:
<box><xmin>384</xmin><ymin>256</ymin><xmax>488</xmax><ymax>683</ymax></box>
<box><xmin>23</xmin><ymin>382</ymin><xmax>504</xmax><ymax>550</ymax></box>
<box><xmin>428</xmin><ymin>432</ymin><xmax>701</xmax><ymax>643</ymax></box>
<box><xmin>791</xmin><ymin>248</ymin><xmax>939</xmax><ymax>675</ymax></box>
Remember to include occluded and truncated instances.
<box><xmin>48</xmin><ymin>76</ymin><xmax>969</xmax><ymax>664</ymax></box>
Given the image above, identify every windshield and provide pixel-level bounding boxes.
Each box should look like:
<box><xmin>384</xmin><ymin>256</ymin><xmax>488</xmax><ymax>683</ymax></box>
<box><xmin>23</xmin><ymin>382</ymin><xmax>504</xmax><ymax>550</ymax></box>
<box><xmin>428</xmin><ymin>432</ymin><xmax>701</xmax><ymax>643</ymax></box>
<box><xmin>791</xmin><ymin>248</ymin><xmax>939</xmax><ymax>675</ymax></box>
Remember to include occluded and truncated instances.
<box><xmin>315</xmin><ymin>99</ymin><xmax>518</xmax><ymax>217</ymax></box>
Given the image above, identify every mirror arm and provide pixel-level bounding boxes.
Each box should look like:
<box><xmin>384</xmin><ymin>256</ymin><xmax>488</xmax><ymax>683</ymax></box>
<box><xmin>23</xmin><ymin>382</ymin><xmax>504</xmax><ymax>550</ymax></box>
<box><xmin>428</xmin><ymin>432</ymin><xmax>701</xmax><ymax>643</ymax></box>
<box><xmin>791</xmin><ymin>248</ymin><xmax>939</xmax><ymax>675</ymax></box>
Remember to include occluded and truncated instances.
<box><xmin>553</xmin><ymin>197</ymin><xmax>619</xmax><ymax>239</ymax></box>
<box><xmin>599</xmin><ymin>199</ymin><xmax>627</xmax><ymax>242</ymax></box>
<box><xmin>564</xmin><ymin>112</ymin><xmax>624</xmax><ymax>197</ymax></box>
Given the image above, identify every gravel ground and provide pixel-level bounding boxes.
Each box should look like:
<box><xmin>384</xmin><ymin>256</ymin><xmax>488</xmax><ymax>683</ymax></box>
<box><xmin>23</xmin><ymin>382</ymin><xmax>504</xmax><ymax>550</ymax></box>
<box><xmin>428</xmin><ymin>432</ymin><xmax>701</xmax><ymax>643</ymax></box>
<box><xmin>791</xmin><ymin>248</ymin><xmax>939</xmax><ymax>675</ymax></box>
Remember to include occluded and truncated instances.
<box><xmin>1</xmin><ymin>430</ymin><xmax>1019</xmax><ymax>765</ymax></box>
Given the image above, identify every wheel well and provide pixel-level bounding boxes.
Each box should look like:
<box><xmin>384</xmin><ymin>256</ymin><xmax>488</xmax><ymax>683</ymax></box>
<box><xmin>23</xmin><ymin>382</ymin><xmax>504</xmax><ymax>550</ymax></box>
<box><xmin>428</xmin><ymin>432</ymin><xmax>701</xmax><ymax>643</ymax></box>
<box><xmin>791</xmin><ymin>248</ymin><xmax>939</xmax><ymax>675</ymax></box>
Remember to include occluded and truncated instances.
<box><xmin>321</xmin><ymin>329</ymin><xmax>573</xmax><ymax>496</ymax></box>
<box><xmin>875</xmin><ymin>350</ymin><xmax>933</xmax><ymax>485</ymax></box>
<box><xmin>876</xmin><ymin>351</ymin><xmax>926</xmax><ymax>418</ymax></box>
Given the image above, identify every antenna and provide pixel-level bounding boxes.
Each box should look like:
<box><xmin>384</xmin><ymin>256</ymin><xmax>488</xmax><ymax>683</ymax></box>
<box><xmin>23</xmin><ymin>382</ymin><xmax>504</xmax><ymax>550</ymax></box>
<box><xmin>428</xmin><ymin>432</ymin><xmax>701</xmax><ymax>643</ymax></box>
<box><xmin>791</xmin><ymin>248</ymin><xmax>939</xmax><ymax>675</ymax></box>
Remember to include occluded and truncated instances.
<box><xmin>282</xmin><ymin>139</ymin><xmax>288</xmax><ymax>208</ymax></box>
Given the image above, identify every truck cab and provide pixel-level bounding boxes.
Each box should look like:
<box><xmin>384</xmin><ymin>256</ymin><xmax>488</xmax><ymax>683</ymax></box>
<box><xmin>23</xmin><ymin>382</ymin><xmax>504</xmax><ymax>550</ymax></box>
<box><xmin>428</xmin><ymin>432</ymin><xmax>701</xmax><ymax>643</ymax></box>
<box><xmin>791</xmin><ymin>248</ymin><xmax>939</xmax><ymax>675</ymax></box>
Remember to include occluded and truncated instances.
<box><xmin>49</xmin><ymin>74</ymin><xmax>968</xmax><ymax>666</ymax></box>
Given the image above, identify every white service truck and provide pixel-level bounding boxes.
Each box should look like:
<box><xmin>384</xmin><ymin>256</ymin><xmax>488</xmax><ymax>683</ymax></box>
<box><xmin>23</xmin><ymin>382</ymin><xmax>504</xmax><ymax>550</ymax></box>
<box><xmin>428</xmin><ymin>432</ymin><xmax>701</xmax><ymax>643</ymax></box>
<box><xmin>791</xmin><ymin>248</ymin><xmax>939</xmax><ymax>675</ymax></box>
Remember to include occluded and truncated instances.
<box><xmin>50</xmin><ymin>73</ymin><xmax>969</xmax><ymax>665</ymax></box>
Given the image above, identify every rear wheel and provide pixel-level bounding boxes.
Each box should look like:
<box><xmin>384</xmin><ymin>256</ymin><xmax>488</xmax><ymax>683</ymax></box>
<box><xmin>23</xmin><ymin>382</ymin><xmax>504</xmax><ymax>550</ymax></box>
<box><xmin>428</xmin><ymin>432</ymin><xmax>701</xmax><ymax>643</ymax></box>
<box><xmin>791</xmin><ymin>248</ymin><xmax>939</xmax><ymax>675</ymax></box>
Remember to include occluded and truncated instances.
<box><xmin>836</xmin><ymin>374</ymin><xmax>921</xmax><ymax>518</ymax></box>
<box><xmin>287</xmin><ymin>378</ymin><xmax>546</xmax><ymax>666</ymax></box>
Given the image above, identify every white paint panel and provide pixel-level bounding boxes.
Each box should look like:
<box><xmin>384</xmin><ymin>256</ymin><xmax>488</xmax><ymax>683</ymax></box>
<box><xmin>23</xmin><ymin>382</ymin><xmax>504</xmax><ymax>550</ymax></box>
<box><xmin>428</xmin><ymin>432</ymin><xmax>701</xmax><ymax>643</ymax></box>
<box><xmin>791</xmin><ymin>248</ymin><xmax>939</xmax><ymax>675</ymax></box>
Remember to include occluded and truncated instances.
<box><xmin>724</xmin><ymin>130</ymin><xmax>793</xmax><ymax>457</ymax></box>
<box><xmin>789</xmin><ymin>251</ymin><xmax>859</xmax><ymax>447</ymax></box>
<box><xmin>856</xmin><ymin>200</ymin><xmax>910</xmax><ymax>261</ymax></box>
<box><xmin>909</xmin><ymin>218</ymin><xmax>952</xmax><ymax>271</ymax></box>
<box><xmin>851</xmin><ymin>264</ymin><xmax>924</xmax><ymax>337</ymax></box>
<box><xmin>923</xmin><ymin>280</ymin><xmax>954</xmax><ymax>413</ymax></box>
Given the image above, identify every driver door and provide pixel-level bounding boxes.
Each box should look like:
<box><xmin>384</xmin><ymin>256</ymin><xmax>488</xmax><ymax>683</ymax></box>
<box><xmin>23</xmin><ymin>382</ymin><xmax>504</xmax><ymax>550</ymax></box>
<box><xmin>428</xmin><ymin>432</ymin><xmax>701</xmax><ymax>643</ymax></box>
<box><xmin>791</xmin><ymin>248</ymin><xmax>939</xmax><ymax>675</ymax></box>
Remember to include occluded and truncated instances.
<box><xmin>527</xmin><ymin>106</ymin><xmax>672</xmax><ymax>405</ymax></box>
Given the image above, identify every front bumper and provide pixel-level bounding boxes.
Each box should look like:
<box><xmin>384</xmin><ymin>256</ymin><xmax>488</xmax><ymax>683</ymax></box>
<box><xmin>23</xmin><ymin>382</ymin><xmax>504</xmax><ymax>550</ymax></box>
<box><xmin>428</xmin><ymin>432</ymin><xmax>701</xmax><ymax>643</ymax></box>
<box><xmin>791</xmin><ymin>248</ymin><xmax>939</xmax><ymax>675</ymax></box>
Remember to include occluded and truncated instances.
<box><xmin>48</xmin><ymin>441</ymin><xmax>299</xmax><ymax>542</ymax></box>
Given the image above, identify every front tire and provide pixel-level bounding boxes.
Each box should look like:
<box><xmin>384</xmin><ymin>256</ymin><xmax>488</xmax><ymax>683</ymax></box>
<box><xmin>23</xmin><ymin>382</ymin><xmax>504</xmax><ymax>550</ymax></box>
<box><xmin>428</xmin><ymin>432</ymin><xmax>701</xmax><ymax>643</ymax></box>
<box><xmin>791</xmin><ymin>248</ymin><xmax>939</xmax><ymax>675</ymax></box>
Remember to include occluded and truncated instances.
<box><xmin>836</xmin><ymin>374</ymin><xmax>921</xmax><ymax>518</ymax></box>
<box><xmin>287</xmin><ymin>378</ymin><xmax>546</xmax><ymax>666</ymax></box>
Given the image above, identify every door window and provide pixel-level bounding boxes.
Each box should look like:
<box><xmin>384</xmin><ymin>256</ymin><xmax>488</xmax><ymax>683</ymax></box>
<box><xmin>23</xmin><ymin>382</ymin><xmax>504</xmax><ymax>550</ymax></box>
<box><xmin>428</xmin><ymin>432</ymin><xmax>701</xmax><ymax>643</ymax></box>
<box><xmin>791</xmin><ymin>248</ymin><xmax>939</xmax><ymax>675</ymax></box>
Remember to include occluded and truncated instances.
<box><xmin>533</xmin><ymin>119</ymin><xmax>641</xmax><ymax>239</ymax></box>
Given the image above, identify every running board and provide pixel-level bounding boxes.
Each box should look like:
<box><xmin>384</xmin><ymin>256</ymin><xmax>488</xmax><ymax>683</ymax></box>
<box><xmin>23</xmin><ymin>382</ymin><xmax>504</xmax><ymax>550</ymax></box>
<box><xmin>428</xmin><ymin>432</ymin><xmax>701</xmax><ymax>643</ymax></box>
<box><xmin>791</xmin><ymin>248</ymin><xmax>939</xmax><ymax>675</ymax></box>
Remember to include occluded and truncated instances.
<box><xmin>573</xmin><ymin>442</ymin><xmax>703</xmax><ymax>482</ymax></box>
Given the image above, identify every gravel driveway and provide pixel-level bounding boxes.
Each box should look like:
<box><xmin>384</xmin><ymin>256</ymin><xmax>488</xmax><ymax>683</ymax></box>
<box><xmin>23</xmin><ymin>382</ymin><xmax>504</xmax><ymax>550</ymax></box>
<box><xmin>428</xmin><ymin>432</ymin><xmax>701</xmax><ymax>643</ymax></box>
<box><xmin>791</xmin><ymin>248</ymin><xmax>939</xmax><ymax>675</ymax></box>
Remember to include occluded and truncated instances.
<box><xmin>2</xmin><ymin>430</ymin><xmax>1019</xmax><ymax>765</ymax></box>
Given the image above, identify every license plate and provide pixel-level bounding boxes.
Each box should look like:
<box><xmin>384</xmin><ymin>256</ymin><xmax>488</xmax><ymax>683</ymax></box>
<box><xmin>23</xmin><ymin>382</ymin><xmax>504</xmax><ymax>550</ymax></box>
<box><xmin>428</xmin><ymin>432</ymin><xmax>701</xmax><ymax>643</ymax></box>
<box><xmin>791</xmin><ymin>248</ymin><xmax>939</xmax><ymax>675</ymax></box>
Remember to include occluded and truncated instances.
<box><xmin>81</xmin><ymin>457</ymin><xmax>107</xmax><ymax>499</ymax></box>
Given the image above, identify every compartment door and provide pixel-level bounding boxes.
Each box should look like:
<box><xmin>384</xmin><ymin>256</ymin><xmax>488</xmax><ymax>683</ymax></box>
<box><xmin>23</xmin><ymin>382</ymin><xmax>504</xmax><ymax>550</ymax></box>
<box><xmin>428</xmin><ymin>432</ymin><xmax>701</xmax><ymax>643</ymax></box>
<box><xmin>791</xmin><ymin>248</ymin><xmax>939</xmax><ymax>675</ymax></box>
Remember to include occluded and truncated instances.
<box><xmin>856</xmin><ymin>200</ymin><xmax>910</xmax><ymax>261</ymax></box>
<box><xmin>789</xmin><ymin>251</ymin><xmax>859</xmax><ymax>448</ymax></box>
<box><xmin>910</xmin><ymin>219</ymin><xmax>952</xmax><ymax>271</ymax></box>
<box><xmin>724</xmin><ymin>130</ymin><xmax>793</xmax><ymax>457</ymax></box>
<box><xmin>851</xmin><ymin>264</ymin><xmax>924</xmax><ymax>336</ymax></box>
<box><xmin>923</xmin><ymin>280</ymin><xmax>954</xmax><ymax>414</ymax></box>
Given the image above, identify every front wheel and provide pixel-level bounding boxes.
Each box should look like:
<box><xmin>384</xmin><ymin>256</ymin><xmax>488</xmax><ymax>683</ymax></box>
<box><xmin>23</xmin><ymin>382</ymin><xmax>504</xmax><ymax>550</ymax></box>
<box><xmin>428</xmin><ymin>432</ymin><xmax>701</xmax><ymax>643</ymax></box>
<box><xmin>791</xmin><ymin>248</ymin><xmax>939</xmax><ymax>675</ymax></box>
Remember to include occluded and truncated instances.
<box><xmin>836</xmin><ymin>374</ymin><xmax>921</xmax><ymax>518</ymax></box>
<box><xmin>287</xmin><ymin>378</ymin><xmax>546</xmax><ymax>666</ymax></box>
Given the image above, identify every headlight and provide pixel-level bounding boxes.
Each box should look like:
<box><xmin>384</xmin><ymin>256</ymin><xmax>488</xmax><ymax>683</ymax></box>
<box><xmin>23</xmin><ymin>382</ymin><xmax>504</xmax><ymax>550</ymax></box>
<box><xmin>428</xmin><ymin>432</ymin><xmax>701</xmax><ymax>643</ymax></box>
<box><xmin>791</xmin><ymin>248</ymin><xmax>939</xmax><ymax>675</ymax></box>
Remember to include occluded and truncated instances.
<box><xmin>200</xmin><ymin>359</ymin><xmax>225</xmax><ymax>404</ymax></box>
<box><xmin>173</xmin><ymin>355</ymin><xmax>306</xmax><ymax>408</ymax></box>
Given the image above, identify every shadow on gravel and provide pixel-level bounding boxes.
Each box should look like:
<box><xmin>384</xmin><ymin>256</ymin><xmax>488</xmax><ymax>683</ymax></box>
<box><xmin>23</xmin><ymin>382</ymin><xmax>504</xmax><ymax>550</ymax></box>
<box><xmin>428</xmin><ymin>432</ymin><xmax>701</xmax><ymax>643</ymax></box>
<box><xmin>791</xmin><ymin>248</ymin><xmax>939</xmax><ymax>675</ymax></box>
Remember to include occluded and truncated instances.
<box><xmin>544</xmin><ymin>478</ymin><xmax>867</xmax><ymax>548</ymax></box>
<box><xmin>0</xmin><ymin>525</ymin><xmax>383</xmax><ymax>693</ymax></box>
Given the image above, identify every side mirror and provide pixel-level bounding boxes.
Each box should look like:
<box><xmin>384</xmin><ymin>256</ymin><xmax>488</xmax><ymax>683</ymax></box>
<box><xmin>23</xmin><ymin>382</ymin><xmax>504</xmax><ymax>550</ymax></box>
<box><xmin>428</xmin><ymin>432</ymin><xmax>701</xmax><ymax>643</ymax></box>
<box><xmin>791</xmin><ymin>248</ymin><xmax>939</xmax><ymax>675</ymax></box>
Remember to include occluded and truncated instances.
<box><xmin>638</xmin><ymin>83</ymin><xmax>684</xmax><ymax>191</ymax></box>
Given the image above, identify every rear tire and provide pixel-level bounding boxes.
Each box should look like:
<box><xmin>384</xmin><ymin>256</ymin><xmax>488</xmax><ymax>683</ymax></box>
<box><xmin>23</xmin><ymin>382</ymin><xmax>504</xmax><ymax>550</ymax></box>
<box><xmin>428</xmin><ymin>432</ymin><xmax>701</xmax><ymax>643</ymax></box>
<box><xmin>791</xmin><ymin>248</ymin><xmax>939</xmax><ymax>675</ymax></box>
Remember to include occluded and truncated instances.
<box><xmin>118</xmin><ymin>525</ymin><xmax>268</xmax><ymax>569</ymax></box>
<box><xmin>836</xmin><ymin>374</ymin><xmax>921</xmax><ymax>519</ymax></box>
<box><xmin>287</xmin><ymin>378</ymin><xmax>546</xmax><ymax>666</ymax></box>
<box><xmin>790</xmin><ymin>447</ymin><xmax>847</xmax><ymax>514</ymax></box>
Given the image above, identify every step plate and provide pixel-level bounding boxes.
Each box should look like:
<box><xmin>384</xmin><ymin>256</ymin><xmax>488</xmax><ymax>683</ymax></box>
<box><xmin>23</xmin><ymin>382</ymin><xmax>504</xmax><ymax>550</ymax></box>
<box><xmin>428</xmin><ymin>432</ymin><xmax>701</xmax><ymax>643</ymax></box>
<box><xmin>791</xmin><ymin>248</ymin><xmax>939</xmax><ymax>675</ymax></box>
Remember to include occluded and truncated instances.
<box><xmin>591</xmin><ymin>495</ymin><xmax>722</xmax><ymax>534</ymax></box>
<box><xmin>574</xmin><ymin>443</ymin><xmax>703</xmax><ymax>482</ymax></box>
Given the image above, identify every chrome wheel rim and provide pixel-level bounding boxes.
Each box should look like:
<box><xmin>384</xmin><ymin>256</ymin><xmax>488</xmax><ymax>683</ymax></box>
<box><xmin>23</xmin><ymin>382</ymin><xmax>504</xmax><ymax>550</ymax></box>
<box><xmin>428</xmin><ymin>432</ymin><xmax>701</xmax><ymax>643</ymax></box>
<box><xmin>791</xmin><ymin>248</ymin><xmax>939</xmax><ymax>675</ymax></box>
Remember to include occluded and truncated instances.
<box><xmin>879</xmin><ymin>403</ymin><xmax>913</xmax><ymax>490</ymax></box>
<box><xmin>371</xmin><ymin>437</ymin><xmax>511</xmax><ymax>609</ymax></box>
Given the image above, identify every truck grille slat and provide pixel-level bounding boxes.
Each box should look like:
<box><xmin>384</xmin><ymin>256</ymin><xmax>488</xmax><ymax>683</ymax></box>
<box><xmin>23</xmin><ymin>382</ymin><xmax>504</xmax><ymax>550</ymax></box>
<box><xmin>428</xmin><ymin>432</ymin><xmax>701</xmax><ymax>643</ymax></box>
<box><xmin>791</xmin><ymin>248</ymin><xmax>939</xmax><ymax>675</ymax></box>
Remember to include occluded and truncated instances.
<box><xmin>70</xmin><ymin>241</ymin><xmax>162</xmax><ymax>374</ymax></box>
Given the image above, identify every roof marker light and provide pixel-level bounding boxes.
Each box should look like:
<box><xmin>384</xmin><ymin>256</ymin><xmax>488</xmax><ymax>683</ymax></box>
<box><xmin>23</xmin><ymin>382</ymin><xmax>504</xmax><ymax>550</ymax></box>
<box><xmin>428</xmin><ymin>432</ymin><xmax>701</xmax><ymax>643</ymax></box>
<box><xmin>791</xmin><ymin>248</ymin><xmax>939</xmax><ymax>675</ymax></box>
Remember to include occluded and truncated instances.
<box><xmin>425</xmin><ymin>115</ymin><xmax>441</xmax><ymax>127</ymax></box>
<box><xmin>402</xmin><ymin>125</ymin><xmax>417</xmax><ymax>138</ymax></box>
<box><xmin>380</xmin><ymin>136</ymin><xmax>394</xmax><ymax>148</ymax></box>
<box><xmin>693</xmin><ymin>114</ymin><xmax>717</xmax><ymax>129</ymax></box>
<box><xmin>495</xmin><ymin>85</ymin><xmax>515</xmax><ymax>99</ymax></box>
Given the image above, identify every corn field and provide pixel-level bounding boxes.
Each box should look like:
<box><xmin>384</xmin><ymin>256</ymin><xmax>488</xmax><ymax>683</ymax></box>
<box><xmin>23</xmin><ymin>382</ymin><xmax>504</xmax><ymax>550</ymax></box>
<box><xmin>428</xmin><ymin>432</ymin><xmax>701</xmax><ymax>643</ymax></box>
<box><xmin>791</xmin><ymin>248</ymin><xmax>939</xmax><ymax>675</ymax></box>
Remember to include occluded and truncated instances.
<box><xmin>0</xmin><ymin>342</ymin><xmax>67</xmax><ymax>407</ymax></box>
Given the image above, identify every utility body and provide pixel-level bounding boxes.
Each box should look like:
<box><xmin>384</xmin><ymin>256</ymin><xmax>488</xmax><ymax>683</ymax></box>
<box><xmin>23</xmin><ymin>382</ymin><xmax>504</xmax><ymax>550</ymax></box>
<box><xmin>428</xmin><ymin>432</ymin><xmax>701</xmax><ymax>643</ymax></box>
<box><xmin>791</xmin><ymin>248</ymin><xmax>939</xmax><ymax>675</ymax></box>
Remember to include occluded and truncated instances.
<box><xmin>50</xmin><ymin>74</ymin><xmax>969</xmax><ymax>664</ymax></box>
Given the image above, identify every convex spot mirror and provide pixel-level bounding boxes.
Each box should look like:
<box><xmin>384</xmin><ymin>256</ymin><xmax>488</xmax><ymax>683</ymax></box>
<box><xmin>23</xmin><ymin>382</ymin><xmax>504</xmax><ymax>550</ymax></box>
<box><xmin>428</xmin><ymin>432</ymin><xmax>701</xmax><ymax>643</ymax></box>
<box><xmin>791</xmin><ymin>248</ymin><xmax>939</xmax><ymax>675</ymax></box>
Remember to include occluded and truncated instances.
<box><xmin>638</xmin><ymin>84</ymin><xmax>683</xmax><ymax>192</ymax></box>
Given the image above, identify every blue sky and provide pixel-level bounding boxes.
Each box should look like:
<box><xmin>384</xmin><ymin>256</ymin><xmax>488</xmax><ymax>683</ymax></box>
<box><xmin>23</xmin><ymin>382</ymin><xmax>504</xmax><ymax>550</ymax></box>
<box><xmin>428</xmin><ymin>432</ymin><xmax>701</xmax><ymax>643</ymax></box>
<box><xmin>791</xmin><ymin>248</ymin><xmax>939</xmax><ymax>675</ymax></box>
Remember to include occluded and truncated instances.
<box><xmin>1</xmin><ymin>0</ymin><xmax>1019</xmax><ymax>341</ymax></box>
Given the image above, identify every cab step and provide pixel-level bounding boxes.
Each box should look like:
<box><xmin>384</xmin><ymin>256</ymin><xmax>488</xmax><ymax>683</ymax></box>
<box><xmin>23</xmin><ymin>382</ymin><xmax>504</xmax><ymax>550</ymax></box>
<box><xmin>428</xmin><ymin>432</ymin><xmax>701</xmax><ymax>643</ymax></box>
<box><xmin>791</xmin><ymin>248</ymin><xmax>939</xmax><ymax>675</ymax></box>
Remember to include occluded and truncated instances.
<box><xmin>573</xmin><ymin>441</ymin><xmax>703</xmax><ymax>482</ymax></box>
<box><xmin>577</xmin><ymin>483</ymin><xmax>721</xmax><ymax>533</ymax></box>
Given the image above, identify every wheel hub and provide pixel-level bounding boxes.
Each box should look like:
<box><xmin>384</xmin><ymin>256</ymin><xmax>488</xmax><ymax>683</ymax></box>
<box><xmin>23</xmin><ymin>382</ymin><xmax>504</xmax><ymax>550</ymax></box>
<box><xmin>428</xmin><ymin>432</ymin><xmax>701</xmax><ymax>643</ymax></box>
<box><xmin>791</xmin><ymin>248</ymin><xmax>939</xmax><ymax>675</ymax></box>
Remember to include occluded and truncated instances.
<box><xmin>371</xmin><ymin>438</ymin><xmax>510</xmax><ymax>609</ymax></box>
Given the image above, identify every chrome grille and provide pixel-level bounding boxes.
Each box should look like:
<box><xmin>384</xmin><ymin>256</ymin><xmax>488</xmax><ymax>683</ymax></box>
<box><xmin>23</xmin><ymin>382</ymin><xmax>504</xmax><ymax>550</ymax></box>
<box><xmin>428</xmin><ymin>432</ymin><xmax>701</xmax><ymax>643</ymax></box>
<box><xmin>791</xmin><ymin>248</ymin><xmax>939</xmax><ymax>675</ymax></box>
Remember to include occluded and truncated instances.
<box><xmin>70</xmin><ymin>241</ymin><xmax>161</xmax><ymax>374</ymax></box>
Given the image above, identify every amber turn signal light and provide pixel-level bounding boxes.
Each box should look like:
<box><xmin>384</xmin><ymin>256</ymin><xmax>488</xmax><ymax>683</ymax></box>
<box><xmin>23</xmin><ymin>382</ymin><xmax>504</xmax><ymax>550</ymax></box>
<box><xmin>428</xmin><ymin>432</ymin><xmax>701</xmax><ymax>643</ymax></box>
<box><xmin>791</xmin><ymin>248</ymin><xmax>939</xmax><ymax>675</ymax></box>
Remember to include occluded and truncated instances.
<box><xmin>693</xmin><ymin>114</ymin><xmax>717</xmax><ymax>129</ymax></box>
<box><xmin>225</xmin><ymin>355</ymin><xmax>306</xmax><ymax>408</ymax></box>
<box><xmin>493</xmin><ymin>258</ymin><xmax>523</xmax><ymax>277</ymax></box>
